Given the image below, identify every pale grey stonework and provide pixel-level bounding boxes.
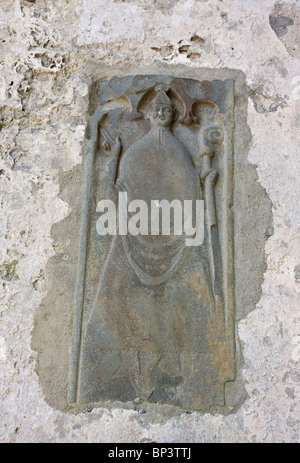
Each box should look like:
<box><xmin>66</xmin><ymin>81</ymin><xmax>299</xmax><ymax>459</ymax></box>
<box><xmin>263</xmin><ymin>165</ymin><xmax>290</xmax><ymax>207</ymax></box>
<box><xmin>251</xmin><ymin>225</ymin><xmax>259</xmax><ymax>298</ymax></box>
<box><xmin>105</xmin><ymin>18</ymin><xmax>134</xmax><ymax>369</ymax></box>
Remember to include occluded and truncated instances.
<box><xmin>0</xmin><ymin>0</ymin><xmax>299</xmax><ymax>443</ymax></box>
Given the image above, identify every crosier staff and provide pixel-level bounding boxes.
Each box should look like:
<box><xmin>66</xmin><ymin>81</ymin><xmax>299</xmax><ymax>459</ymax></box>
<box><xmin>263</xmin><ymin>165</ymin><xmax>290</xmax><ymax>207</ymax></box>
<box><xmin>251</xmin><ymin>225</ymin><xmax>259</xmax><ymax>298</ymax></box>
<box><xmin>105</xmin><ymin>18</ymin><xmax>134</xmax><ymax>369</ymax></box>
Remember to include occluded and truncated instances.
<box><xmin>200</xmin><ymin>125</ymin><xmax>224</xmax><ymax>303</ymax></box>
<box><xmin>67</xmin><ymin>111</ymin><xmax>121</xmax><ymax>404</ymax></box>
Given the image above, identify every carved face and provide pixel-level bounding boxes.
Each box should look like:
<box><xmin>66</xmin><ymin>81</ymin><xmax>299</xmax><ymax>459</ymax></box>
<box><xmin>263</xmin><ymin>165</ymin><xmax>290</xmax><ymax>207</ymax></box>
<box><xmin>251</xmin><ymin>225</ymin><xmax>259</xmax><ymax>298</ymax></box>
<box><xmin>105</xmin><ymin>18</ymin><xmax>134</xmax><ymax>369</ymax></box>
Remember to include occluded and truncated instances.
<box><xmin>148</xmin><ymin>104</ymin><xmax>174</xmax><ymax>127</ymax></box>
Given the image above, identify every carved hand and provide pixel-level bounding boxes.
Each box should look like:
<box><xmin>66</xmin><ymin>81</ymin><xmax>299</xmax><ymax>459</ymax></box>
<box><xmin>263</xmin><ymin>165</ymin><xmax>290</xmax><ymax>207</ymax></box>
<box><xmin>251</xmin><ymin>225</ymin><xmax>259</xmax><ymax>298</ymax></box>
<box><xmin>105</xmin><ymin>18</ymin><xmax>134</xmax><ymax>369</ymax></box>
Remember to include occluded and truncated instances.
<box><xmin>201</xmin><ymin>168</ymin><xmax>219</xmax><ymax>185</ymax></box>
<box><xmin>101</xmin><ymin>128</ymin><xmax>122</xmax><ymax>159</ymax></box>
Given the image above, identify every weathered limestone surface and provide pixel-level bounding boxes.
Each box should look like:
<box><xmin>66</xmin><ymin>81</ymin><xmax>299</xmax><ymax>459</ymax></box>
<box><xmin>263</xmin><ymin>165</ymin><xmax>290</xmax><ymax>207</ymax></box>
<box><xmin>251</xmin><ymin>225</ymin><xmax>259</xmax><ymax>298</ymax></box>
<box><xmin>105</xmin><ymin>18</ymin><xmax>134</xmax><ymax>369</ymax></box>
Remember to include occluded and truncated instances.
<box><xmin>0</xmin><ymin>0</ymin><xmax>299</xmax><ymax>442</ymax></box>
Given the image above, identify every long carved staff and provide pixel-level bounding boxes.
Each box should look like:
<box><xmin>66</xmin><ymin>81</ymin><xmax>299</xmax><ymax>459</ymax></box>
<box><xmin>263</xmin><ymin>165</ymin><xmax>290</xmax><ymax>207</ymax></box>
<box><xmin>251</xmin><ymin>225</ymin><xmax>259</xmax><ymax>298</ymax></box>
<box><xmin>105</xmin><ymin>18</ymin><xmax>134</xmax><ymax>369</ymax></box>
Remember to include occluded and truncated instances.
<box><xmin>200</xmin><ymin>125</ymin><xmax>224</xmax><ymax>301</ymax></box>
<box><xmin>67</xmin><ymin>112</ymin><xmax>102</xmax><ymax>403</ymax></box>
<box><xmin>169</xmin><ymin>83</ymin><xmax>224</xmax><ymax>304</ymax></box>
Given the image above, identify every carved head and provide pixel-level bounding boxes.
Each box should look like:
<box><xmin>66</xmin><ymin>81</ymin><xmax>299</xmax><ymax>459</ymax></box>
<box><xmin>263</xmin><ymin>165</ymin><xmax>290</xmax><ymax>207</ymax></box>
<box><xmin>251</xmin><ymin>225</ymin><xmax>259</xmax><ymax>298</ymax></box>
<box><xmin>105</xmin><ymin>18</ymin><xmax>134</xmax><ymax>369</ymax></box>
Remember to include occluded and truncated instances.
<box><xmin>147</xmin><ymin>84</ymin><xmax>175</xmax><ymax>128</ymax></box>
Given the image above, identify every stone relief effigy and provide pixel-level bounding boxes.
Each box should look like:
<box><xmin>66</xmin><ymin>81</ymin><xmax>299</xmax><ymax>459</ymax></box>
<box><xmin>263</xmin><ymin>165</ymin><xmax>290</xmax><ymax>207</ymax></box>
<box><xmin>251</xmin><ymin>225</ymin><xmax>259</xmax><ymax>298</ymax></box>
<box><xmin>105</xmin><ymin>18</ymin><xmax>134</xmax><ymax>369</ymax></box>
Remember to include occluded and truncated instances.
<box><xmin>67</xmin><ymin>75</ymin><xmax>236</xmax><ymax>411</ymax></box>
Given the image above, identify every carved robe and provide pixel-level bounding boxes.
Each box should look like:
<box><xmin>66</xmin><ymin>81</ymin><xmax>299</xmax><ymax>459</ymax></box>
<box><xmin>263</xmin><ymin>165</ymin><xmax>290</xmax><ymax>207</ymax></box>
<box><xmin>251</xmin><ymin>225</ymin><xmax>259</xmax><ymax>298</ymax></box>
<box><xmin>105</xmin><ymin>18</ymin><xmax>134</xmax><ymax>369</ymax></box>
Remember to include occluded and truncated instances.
<box><xmin>79</xmin><ymin>127</ymin><xmax>227</xmax><ymax>410</ymax></box>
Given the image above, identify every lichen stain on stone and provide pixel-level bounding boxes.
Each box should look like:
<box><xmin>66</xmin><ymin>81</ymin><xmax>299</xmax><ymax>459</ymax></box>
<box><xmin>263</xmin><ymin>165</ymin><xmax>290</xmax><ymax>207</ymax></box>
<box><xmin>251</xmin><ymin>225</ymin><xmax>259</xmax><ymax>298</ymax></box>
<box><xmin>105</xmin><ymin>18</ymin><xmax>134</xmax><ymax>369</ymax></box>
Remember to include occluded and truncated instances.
<box><xmin>0</xmin><ymin>260</ymin><xmax>19</xmax><ymax>281</ymax></box>
<box><xmin>248</xmin><ymin>84</ymin><xmax>288</xmax><ymax>114</ymax></box>
<box><xmin>269</xmin><ymin>15</ymin><xmax>294</xmax><ymax>38</ymax></box>
<box><xmin>269</xmin><ymin>3</ymin><xmax>300</xmax><ymax>59</ymax></box>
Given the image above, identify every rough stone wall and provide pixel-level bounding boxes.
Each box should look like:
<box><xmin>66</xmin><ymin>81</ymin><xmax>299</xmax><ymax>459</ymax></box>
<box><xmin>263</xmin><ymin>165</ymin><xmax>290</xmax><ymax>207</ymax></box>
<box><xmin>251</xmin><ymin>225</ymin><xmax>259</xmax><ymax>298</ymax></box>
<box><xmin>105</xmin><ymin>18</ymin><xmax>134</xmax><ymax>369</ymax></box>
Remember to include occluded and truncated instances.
<box><xmin>0</xmin><ymin>0</ymin><xmax>299</xmax><ymax>443</ymax></box>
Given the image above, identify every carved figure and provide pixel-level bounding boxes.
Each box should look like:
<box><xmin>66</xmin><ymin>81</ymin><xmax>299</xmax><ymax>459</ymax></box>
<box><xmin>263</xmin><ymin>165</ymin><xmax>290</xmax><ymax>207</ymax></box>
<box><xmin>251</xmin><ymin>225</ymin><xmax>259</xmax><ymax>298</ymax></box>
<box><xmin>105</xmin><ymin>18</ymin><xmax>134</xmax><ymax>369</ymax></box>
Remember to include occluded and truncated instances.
<box><xmin>73</xmin><ymin>84</ymin><xmax>230</xmax><ymax>409</ymax></box>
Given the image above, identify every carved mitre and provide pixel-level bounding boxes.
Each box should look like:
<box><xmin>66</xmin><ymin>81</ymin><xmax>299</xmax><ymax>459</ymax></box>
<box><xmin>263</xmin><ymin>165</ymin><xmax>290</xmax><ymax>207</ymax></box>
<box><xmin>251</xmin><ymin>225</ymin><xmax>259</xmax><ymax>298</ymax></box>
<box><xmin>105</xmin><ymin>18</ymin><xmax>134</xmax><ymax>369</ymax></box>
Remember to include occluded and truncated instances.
<box><xmin>150</xmin><ymin>84</ymin><xmax>173</xmax><ymax>107</ymax></box>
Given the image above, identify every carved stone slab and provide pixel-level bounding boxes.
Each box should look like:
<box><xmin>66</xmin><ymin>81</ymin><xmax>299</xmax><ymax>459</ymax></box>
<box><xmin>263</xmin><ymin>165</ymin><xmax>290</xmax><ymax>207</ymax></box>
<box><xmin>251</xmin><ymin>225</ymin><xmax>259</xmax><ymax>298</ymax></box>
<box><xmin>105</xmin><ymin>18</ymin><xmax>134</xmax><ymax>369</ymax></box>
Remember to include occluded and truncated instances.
<box><xmin>67</xmin><ymin>75</ymin><xmax>236</xmax><ymax>411</ymax></box>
